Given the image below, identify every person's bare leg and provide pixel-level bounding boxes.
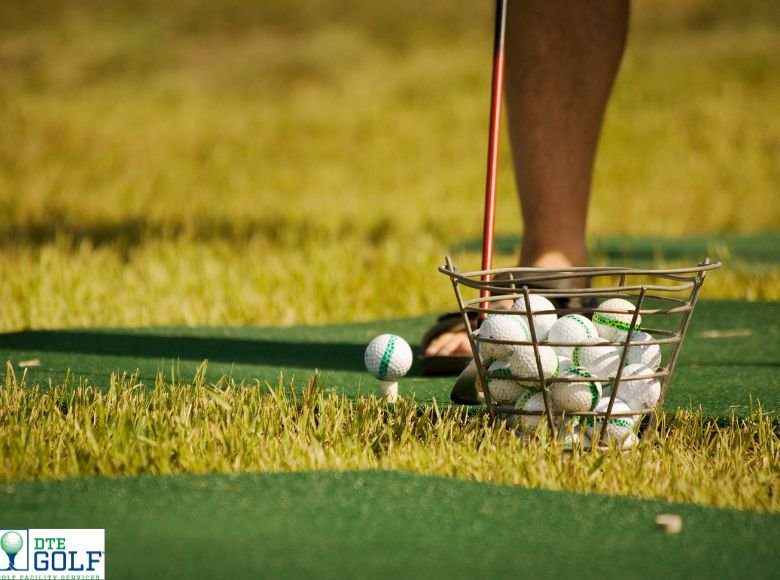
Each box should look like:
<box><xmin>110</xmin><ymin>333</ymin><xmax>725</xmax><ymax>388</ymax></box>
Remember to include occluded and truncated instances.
<box><xmin>426</xmin><ymin>0</ymin><xmax>628</xmax><ymax>358</ymax></box>
<box><xmin>508</xmin><ymin>0</ymin><xmax>629</xmax><ymax>269</ymax></box>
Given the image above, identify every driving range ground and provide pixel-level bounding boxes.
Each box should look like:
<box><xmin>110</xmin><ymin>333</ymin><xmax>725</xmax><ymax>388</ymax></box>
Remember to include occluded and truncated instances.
<box><xmin>1</xmin><ymin>471</ymin><xmax>778</xmax><ymax>580</ymax></box>
<box><xmin>1</xmin><ymin>301</ymin><xmax>778</xmax><ymax>418</ymax></box>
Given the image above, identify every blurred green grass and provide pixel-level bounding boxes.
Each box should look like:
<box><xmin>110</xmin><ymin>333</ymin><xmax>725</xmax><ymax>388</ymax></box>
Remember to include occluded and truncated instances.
<box><xmin>0</xmin><ymin>0</ymin><xmax>778</xmax><ymax>331</ymax></box>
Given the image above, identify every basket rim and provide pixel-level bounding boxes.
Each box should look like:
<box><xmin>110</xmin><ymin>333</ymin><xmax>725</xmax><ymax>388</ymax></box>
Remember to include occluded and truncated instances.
<box><xmin>462</xmin><ymin>294</ymin><xmax>692</xmax><ymax>314</ymax></box>
<box><xmin>440</xmin><ymin>257</ymin><xmax>721</xmax><ymax>278</ymax></box>
<box><xmin>440</xmin><ymin>257</ymin><xmax>721</xmax><ymax>294</ymax></box>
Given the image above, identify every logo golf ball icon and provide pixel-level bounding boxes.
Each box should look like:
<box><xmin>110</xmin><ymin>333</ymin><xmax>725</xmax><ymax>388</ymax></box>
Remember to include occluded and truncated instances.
<box><xmin>1</xmin><ymin>531</ymin><xmax>23</xmax><ymax>570</ymax></box>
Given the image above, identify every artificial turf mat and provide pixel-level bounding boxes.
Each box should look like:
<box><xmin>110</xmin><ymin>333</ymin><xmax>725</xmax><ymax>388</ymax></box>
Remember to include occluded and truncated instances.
<box><xmin>453</xmin><ymin>232</ymin><xmax>780</xmax><ymax>266</ymax></box>
<box><xmin>1</xmin><ymin>470</ymin><xmax>777</xmax><ymax>580</ymax></box>
<box><xmin>1</xmin><ymin>301</ymin><xmax>777</xmax><ymax>418</ymax></box>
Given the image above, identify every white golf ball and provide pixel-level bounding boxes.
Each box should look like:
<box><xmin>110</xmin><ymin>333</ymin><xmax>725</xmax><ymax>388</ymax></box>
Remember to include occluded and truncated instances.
<box><xmin>622</xmin><ymin>432</ymin><xmax>639</xmax><ymax>450</ymax></box>
<box><xmin>571</xmin><ymin>338</ymin><xmax>622</xmax><ymax>380</ymax></box>
<box><xmin>511</xmin><ymin>294</ymin><xmax>557</xmax><ymax>341</ymax></box>
<box><xmin>484</xmin><ymin>359</ymin><xmax>528</xmax><ymax>404</ymax></box>
<box><xmin>557</xmin><ymin>355</ymin><xmax>573</xmax><ymax>375</ymax></box>
<box><xmin>558</xmin><ymin>418</ymin><xmax>589</xmax><ymax>450</ymax></box>
<box><xmin>509</xmin><ymin>345</ymin><xmax>559</xmax><ymax>387</ymax></box>
<box><xmin>592</xmin><ymin>298</ymin><xmax>641</xmax><ymax>342</ymax></box>
<box><xmin>613</xmin><ymin>363</ymin><xmax>661</xmax><ymax>412</ymax></box>
<box><xmin>547</xmin><ymin>314</ymin><xmax>598</xmax><ymax>357</ymax></box>
<box><xmin>514</xmin><ymin>390</ymin><xmax>553</xmax><ymax>433</ymax></box>
<box><xmin>625</xmin><ymin>331</ymin><xmax>662</xmax><ymax>370</ymax></box>
<box><xmin>364</xmin><ymin>334</ymin><xmax>413</xmax><ymax>380</ymax></box>
<box><xmin>585</xmin><ymin>397</ymin><xmax>637</xmax><ymax>444</ymax></box>
<box><xmin>552</xmin><ymin>366</ymin><xmax>603</xmax><ymax>412</ymax></box>
<box><xmin>477</xmin><ymin>314</ymin><xmax>530</xmax><ymax>362</ymax></box>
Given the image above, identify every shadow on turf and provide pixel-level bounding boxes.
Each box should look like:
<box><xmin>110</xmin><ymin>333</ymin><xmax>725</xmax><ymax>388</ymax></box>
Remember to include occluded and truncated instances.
<box><xmin>0</xmin><ymin>330</ymin><xmax>370</xmax><ymax>373</ymax></box>
<box><xmin>0</xmin><ymin>215</ymin><xmax>383</xmax><ymax>251</ymax></box>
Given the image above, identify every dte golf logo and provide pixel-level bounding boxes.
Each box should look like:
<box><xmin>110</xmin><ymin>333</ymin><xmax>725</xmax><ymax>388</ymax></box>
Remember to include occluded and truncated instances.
<box><xmin>0</xmin><ymin>529</ymin><xmax>105</xmax><ymax>579</ymax></box>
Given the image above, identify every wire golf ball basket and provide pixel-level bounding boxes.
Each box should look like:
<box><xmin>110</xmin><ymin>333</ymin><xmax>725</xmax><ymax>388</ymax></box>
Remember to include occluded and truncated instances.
<box><xmin>440</xmin><ymin>257</ymin><xmax>721</xmax><ymax>448</ymax></box>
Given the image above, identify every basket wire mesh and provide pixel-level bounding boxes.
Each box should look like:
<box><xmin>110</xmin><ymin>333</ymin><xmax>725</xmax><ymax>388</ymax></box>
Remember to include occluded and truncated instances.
<box><xmin>440</xmin><ymin>257</ymin><xmax>721</xmax><ymax>448</ymax></box>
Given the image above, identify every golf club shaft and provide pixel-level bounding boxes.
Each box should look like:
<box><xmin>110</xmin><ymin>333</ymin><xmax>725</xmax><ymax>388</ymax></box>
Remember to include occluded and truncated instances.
<box><xmin>480</xmin><ymin>0</ymin><xmax>508</xmax><ymax>314</ymax></box>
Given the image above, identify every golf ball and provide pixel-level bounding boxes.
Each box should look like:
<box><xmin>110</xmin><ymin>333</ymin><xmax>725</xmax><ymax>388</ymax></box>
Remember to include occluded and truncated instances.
<box><xmin>484</xmin><ymin>359</ymin><xmax>528</xmax><ymax>404</ymax></box>
<box><xmin>585</xmin><ymin>397</ymin><xmax>637</xmax><ymax>445</ymax></box>
<box><xmin>558</xmin><ymin>418</ymin><xmax>589</xmax><ymax>450</ymax></box>
<box><xmin>551</xmin><ymin>366</ymin><xmax>603</xmax><ymax>412</ymax></box>
<box><xmin>625</xmin><ymin>331</ymin><xmax>662</xmax><ymax>370</ymax></box>
<box><xmin>477</xmin><ymin>313</ymin><xmax>530</xmax><ymax>362</ymax></box>
<box><xmin>622</xmin><ymin>432</ymin><xmax>639</xmax><ymax>450</ymax></box>
<box><xmin>364</xmin><ymin>334</ymin><xmax>413</xmax><ymax>380</ymax></box>
<box><xmin>592</xmin><ymin>298</ymin><xmax>641</xmax><ymax>342</ymax></box>
<box><xmin>571</xmin><ymin>338</ymin><xmax>622</xmax><ymax>380</ymax></box>
<box><xmin>547</xmin><ymin>314</ymin><xmax>597</xmax><ymax>357</ymax></box>
<box><xmin>510</xmin><ymin>294</ymin><xmax>557</xmax><ymax>341</ymax></box>
<box><xmin>509</xmin><ymin>345</ymin><xmax>559</xmax><ymax>387</ymax></box>
<box><xmin>557</xmin><ymin>354</ymin><xmax>573</xmax><ymax>375</ymax></box>
<box><xmin>613</xmin><ymin>363</ymin><xmax>661</xmax><ymax>412</ymax></box>
<box><xmin>514</xmin><ymin>390</ymin><xmax>552</xmax><ymax>433</ymax></box>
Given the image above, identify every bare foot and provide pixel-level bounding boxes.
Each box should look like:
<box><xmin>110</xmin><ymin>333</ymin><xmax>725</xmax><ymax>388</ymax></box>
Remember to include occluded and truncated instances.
<box><xmin>424</xmin><ymin>330</ymin><xmax>472</xmax><ymax>357</ymax></box>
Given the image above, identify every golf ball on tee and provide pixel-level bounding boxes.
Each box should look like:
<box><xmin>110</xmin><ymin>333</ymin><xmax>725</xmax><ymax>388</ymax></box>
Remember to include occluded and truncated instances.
<box><xmin>547</xmin><ymin>314</ymin><xmax>597</xmax><ymax>357</ymax></box>
<box><xmin>364</xmin><ymin>334</ymin><xmax>413</xmax><ymax>380</ymax></box>
<box><xmin>592</xmin><ymin>298</ymin><xmax>641</xmax><ymax>342</ymax></box>
<box><xmin>510</xmin><ymin>294</ymin><xmax>557</xmax><ymax>341</ymax></box>
<box><xmin>477</xmin><ymin>314</ymin><xmax>530</xmax><ymax>362</ymax></box>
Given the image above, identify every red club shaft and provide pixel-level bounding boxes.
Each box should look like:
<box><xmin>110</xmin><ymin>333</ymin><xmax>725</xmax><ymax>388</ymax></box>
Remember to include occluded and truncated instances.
<box><xmin>480</xmin><ymin>0</ymin><xmax>508</xmax><ymax>315</ymax></box>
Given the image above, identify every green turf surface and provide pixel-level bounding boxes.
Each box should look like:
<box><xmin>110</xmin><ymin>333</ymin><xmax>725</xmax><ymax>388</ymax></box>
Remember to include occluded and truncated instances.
<box><xmin>1</xmin><ymin>301</ymin><xmax>777</xmax><ymax>418</ymax></box>
<box><xmin>1</xmin><ymin>470</ymin><xmax>777</xmax><ymax>580</ymax></box>
<box><xmin>453</xmin><ymin>232</ymin><xmax>780</xmax><ymax>267</ymax></box>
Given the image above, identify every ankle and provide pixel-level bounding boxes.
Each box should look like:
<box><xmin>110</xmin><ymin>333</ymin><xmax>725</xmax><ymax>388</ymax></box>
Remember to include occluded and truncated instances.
<box><xmin>519</xmin><ymin>249</ymin><xmax>588</xmax><ymax>268</ymax></box>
